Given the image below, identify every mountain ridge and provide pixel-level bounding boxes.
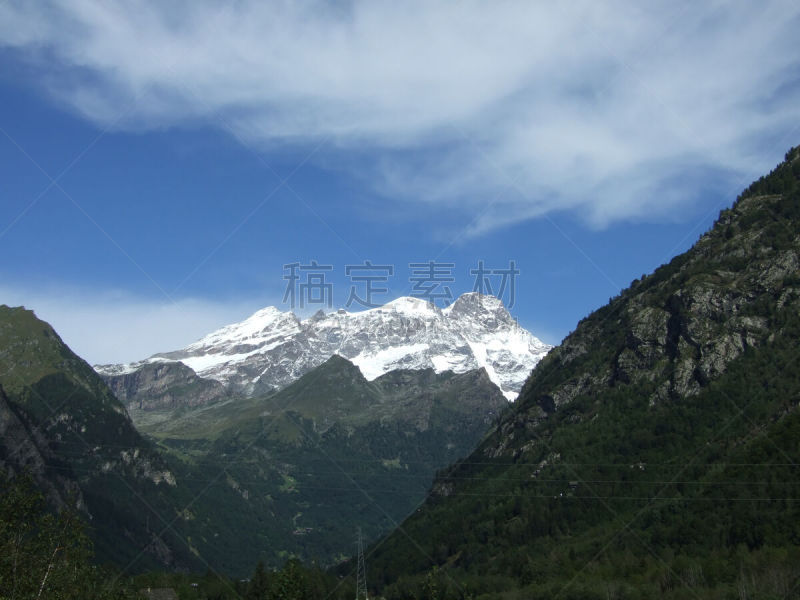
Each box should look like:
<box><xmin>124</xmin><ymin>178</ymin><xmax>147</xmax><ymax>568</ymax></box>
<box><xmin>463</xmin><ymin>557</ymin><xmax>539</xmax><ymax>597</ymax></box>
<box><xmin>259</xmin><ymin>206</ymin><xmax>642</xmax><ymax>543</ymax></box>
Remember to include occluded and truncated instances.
<box><xmin>0</xmin><ymin>305</ymin><xmax>197</xmax><ymax>570</ymax></box>
<box><xmin>96</xmin><ymin>292</ymin><xmax>551</xmax><ymax>403</ymax></box>
<box><xmin>106</xmin><ymin>352</ymin><xmax>511</xmax><ymax>573</ymax></box>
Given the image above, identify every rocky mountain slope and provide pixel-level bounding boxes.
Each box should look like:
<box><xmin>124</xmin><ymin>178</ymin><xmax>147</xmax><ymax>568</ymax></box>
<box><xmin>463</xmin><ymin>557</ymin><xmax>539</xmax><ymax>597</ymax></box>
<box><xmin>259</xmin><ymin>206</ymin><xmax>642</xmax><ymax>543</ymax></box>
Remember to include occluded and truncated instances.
<box><xmin>103</xmin><ymin>361</ymin><xmax>228</xmax><ymax>410</ymax></box>
<box><xmin>365</xmin><ymin>149</ymin><xmax>800</xmax><ymax>598</ymax></box>
<box><xmin>0</xmin><ymin>306</ymin><xmax>197</xmax><ymax>570</ymax></box>
<box><xmin>96</xmin><ymin>293</ymin><xmax>550</xmax><ymax>403</ymax></box>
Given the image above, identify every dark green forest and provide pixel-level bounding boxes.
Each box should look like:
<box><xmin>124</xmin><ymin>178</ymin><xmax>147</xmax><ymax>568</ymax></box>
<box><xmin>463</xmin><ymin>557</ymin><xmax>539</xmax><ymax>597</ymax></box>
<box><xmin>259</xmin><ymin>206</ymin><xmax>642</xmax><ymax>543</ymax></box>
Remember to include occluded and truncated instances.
<box><xmin>367</xmin><ymin>311</ymin><xmax>800</xmax><ymax>599</ymax></box>
<box><xmin>0</xmin><ymin>473</ymin><xmax>354</xmax><ymax>600</ymax></box>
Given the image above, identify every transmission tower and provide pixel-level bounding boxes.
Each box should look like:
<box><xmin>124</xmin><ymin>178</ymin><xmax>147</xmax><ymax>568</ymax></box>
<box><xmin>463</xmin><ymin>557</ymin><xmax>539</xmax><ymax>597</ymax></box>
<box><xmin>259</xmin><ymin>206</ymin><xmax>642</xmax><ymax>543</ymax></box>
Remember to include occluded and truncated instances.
<box><xmin>355</xmin><ymin>528</ymin><xmax>368</xmax><ymax>600</ymax></box>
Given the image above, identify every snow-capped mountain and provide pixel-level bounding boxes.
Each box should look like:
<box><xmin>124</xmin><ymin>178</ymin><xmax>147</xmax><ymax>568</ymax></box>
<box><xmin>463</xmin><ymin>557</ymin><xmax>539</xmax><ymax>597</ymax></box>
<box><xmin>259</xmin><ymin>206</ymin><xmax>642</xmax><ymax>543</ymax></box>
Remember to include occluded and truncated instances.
<box><xmin>96</xmin><ymin>293</ymin><xmax>551</xmax><ymax>400</ymax></box>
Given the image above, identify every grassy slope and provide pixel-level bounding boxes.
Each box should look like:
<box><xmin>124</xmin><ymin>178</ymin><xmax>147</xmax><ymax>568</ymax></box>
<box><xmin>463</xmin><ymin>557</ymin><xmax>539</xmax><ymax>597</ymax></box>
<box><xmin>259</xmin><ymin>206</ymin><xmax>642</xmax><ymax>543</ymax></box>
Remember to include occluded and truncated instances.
<box><xmin>140</xmin><ymin>356</ymin><xmax>508</xmax><ymax>574</ymax></box>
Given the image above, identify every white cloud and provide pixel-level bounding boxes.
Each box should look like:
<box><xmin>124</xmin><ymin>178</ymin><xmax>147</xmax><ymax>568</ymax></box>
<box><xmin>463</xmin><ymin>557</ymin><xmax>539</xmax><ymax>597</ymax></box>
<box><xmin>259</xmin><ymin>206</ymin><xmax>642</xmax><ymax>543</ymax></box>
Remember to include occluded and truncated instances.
<box><xmin>1</xmin><ymin>0</ymin><xmax>799</xmax><ymax>232</ymax></box>
<box><xmin>0</xmin><ymin>284</ymin><xmax>272</xmax><ymax>365</ymax></box>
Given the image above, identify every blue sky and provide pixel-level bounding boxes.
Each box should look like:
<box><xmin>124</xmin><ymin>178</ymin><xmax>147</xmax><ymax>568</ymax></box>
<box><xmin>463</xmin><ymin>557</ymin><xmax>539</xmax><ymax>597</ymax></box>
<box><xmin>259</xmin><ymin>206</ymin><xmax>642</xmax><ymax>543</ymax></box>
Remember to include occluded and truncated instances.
<box><xmin>1</xmin><ymin>1</ymin><xmax>799</xmax><ymax>364</ymax></box>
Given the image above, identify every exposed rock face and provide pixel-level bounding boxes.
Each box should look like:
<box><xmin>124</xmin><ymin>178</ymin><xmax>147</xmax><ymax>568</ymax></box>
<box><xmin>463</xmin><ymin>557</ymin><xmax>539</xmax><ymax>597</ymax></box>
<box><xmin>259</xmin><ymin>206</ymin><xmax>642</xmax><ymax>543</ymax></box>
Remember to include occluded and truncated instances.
<box><xmin>101</xmin><ymin>361</ymin><xmax>227</xmax><ymax>410</ymax></box>
<box><xmin>96</xmin><ymin>293</ymin><xmax>552</xmax><ymax>403</ymax></box>
<box><xmin>372</xmin><ymin>364</ymin><xmax>507</xmax><ymax>433</ymax></box>
<box><xmin>498</xmin><ymin>155</ymin><xmax>800</xmax><ymax>456</ymax></box>
<box><xmin>0</xmin><ymin>384</ymin><xmax>85</xmax><ymax>512</ymax></box>
<box><xmin>0</xmin><ymin>306</ymin><xmax>185</xmax><ymax>570</ymax></box>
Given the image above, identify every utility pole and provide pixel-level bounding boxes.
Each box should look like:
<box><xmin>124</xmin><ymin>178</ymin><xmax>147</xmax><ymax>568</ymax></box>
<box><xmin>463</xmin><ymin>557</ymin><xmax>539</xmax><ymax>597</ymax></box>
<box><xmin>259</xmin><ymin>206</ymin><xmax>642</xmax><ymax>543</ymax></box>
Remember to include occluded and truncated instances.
<box><xmin>356</xmin><ymin>528</ymin><xmax>368</xmax><ymax>600</ymax></box>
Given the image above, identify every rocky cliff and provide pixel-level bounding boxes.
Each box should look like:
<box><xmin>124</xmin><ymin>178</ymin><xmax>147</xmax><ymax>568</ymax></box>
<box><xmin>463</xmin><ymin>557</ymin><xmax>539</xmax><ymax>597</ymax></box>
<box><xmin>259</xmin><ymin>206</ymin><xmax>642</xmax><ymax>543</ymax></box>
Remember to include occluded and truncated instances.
<box><xmin>504</xmin><ymin>159</ymin><xmax>800</xmax><ymax>449</ymax></box>
<box><xmin>103</xmin><ymin>361</ymin><xmax>227</xmax><ymax>410</ymax></box>
<box><xmin>0</xmin><ymin>306</ymin><xmax>192</xmax><ymax>570</ymax></box>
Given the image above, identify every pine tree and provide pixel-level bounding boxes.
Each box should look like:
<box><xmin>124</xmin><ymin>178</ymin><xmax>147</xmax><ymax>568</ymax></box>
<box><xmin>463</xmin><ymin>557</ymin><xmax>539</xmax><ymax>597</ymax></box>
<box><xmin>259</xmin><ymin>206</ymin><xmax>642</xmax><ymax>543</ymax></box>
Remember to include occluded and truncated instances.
<box><xmin>246</xmin><ymin>560</ymin><xmax>270</xmax><ymax>600</ymax></box>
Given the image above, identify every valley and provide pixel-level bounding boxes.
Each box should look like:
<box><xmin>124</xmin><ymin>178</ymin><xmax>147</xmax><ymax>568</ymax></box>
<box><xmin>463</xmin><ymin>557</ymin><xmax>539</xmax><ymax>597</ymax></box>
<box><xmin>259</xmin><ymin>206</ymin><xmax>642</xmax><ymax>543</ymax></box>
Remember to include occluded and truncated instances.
<box><xmin>2</xmin><ymin>147</ymin><xmax>799</xmax><ymax>598</ymax></box>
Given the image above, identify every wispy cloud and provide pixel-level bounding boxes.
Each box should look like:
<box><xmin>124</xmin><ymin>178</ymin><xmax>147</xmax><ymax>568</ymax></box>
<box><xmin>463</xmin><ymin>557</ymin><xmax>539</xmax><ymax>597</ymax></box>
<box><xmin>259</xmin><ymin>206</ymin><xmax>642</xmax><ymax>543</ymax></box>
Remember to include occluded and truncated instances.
<box><xmin>2</xmin><ymin>0</ymin><xmax>799</xmax><ymax>232</ymax></box>
<box><xmin>0</xmin><ymin>284</ymin><xmax>271</xmax><ymax>364</ymax></box>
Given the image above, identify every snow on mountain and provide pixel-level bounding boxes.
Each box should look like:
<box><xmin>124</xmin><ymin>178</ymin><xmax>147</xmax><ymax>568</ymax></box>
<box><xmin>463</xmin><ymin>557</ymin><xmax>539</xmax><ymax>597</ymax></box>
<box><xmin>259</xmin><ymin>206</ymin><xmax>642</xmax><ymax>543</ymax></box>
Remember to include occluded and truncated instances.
<box><xmin>95</xmin><ymin>293</ymin><xmax>551</xmax><ymax>400</ymax></box>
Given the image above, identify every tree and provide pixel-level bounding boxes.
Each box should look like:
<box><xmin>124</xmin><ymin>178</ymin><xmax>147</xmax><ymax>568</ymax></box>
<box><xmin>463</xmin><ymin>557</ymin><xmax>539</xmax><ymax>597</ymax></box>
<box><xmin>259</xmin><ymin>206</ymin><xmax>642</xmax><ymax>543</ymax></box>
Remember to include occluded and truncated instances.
<box><xmin>0</xmin><ymin>473</ymin><xmax>130</xmax><ymax>599</ymax></box>
<box><xmin>246</xmin><ymin>561</ymin><xmax>270</xmax><ymax>600</ymax></box>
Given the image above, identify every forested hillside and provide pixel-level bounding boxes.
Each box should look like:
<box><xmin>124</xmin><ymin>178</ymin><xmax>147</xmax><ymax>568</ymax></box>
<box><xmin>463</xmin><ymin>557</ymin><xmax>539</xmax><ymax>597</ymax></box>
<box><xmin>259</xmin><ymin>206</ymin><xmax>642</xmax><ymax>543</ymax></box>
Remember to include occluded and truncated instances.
<box><xmin>366</xmin><ymin>149</ymin><xmax>800</xmax><ymax>599</ymax></box>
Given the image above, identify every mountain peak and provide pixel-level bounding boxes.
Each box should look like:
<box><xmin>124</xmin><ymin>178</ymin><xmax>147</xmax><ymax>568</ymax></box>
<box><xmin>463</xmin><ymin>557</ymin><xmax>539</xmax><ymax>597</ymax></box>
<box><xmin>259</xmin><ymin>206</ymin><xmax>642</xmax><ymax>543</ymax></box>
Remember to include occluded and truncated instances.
<box><xmin>309</xmin><ymin>353</ymin><xmax>366</xmax><ymax>383</ymax></box>
<box><xmin>445</xmin><ymin>292</ymin><xmax>509</xmax><ymax>318</ymax></box>
<box><xmin>307</xmin><ymin>309</ymin><xmax>327</xmax><ymax>322</ymax></box>
<box><xmin>451</xmin><ymin>291</ymin><xmax>503</xmax><ymax>306</ymax></box>
<box><xmin>381</xmin><ymin>296</ymin><xmax>439</xmax><ymax>314</ymax></box>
